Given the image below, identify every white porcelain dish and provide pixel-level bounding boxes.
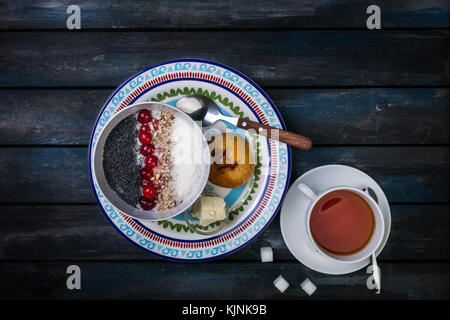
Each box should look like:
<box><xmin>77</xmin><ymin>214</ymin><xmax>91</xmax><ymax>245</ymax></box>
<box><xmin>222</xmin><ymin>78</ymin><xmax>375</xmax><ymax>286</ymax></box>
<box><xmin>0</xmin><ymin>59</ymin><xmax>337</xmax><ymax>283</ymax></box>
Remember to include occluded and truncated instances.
<box><xmin>280</xmin><ymin>164</ymin><xmax>391</xmax><ymax>274</ymax></box>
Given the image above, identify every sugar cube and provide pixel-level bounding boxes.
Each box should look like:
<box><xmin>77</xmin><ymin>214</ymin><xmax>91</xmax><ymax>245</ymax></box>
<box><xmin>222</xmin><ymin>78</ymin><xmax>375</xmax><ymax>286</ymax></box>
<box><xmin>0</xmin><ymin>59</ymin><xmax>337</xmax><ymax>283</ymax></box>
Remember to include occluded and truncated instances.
<box><xmin>260</xmin><ymin>246</ymin><xmax>273</xmax><ymax>263</ymax></box>
<box><xmin>300</xmin><ymin>278</ymin><xmax>317</xmax><ymax>296</ymax></box>
<box><xmin>273</xmin><ymin>275</ymin><xmax>289</xmax><ymax>293</ymax></box>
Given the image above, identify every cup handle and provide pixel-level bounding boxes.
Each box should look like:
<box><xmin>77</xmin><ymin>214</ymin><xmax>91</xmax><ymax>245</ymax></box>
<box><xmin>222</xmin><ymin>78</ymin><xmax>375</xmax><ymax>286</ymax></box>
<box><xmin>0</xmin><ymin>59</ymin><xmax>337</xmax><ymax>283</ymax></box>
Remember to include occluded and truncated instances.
<box><xmin>296</xmin><ymin>183</ymin><xmax>320</xmax><ymax>253</ymax></box>
<box><xmin>297</xmin><ymin>183</ymin><xmax>317</xmax><ymax>201</ymax></box>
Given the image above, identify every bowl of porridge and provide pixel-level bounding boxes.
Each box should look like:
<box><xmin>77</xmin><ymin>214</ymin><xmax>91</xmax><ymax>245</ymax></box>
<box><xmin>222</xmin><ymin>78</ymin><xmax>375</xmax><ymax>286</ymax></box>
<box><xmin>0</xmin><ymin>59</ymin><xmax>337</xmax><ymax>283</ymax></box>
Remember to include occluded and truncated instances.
<box><xmin>92</xmin><ymin>102</ymin><xmax>211</xmax><ymax>221</ymax></box>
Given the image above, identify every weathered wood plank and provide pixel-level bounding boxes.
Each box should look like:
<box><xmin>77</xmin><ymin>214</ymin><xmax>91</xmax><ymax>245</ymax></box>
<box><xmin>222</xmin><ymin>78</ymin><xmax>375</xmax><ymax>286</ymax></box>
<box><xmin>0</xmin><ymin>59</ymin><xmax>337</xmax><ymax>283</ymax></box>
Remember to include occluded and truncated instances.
<box><xmin>0</xmin><ymin>261</ymin><xmax>448</xmax><ymax>299</ymax></box>
<box><xmin>0</xmin><ymin>88</ymin><xmax>448</xmax><ymax>145</ymax></box>
<box><xmin>0</xmin><ymin>148</ymin><xmax>92</xmax><ymax>203</ymax></box>
<box><xmin>0</xmin><ymin>30</ymin><xmax>448</xmax><ymax>87</ymax></box>
<box><xmin>0</xmin><ymin>89</ymin><xmax>104</xmax><ymax>145</ymax></box>
<box><xmin>291</xmin><ymin>146</ymin><xmax>449</xmax><ymax>203</ymax></box>
<box><xmin>273</xmin><ymin>88</ymin><xmax>450</xmax><ymax>145</ymax></box>
<box><xmin>0</xmin><ymin>146</ymin><xmax>447</xmax><ymax>203</ymax></box>
<box><xmin>0</xmin><ymin>204</ymin><xmax>448</xmax><ymax>261</ymax></box>
<box><xmin>0</xmin><ymin>0</ymin><xmax>449</xmax><ymax>29</ymax></box>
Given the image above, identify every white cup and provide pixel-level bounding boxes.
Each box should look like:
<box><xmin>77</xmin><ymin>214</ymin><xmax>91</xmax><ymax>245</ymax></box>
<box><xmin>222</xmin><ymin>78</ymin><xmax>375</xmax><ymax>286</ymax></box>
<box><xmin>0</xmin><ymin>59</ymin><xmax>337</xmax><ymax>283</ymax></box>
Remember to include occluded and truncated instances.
<box><xmin>297</xmin><ymin>183</ymin><xmax>385</xmax><ymax>264</ymax></box>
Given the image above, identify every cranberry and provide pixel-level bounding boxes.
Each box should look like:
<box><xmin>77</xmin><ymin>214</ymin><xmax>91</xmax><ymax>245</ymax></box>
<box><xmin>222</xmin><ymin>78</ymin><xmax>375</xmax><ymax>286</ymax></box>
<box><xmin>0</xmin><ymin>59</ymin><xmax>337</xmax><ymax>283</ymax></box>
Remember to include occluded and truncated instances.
<box><xmin>145</xmin><ymin>155</ymin><xmax>158</xmax><ymax>168</ymax></box>
<box><xmin>140</xmin><ymin>143</ymin><xmax>155</xmax><ymax>156</ymax></box>
<box><xmin>143</xmin><ymin>185</ymin><xmax>157</xmax><ymax>199</ymax></box>
<box><xmin>139</xmin><ymin>196</ymin><xmax>156</xmax><ymax>210</ymax></box>
<box><xmin>150</xmin><ymin>118</ymin><xmax>159</xmax><ymax>130</ymax></box>
<box><xmin>140</xmin><ymin>124</ymin><xmax>151</xmax><ymax>133</ymax></box>
<box><xmin>139</xmin><ymin>131</ymin><xmax>152</xmax><ymax>145</ymax></box>
<box><xmin>137</xmin><ymin>110</ymin><xmax>152</xmax><ymax>124</ymax></box>
<box><xmin>139</xmin><ymin>167</ymin><xmax>153</xmax><ymax>180</ymax></box>
<box><xmin>141</xmin><ymin>178</ymin><xmax>153</xmax><ymax>187</ymax></box>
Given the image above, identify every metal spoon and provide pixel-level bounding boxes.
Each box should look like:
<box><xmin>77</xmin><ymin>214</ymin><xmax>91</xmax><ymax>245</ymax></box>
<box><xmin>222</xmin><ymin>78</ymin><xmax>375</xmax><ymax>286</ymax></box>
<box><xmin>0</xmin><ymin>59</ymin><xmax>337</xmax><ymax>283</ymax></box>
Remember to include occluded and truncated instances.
<box><xmin>176</xmin><ymin>94</ymin><xmax>312</xmax><ymax>150</ymax></box>
<box><xmin>362</xmin><ymin>186</ymin><xmax>381</xmax><ymax>294</ymax></box>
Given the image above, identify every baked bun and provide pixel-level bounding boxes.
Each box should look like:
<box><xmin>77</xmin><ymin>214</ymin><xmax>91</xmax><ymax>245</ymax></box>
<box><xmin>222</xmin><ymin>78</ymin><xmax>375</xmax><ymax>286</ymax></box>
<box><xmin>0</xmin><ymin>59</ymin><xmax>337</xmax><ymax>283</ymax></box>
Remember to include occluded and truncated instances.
<box><xmin>208</xmin><ymin>133</ymin><xmax>255</xmax><ymax>188</ymax></box>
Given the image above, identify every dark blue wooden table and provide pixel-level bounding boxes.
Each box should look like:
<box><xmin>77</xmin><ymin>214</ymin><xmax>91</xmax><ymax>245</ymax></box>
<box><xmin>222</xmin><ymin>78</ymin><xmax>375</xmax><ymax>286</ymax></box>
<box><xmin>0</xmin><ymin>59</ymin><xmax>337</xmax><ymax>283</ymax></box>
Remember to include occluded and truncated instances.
<box><xmin>0</xmin><ymin>1</ymin><xmax>449</xmax><ymax>300</ymax></box>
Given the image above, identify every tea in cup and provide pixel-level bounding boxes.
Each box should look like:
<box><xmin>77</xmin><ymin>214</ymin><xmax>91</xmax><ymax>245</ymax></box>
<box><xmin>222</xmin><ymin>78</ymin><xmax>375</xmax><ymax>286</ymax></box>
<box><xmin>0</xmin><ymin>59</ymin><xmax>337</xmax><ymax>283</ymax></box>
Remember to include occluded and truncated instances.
<box><xmin>297</xmin><ymin>183</ymin><xmax>385</xmax><ymax>264</ymax></box>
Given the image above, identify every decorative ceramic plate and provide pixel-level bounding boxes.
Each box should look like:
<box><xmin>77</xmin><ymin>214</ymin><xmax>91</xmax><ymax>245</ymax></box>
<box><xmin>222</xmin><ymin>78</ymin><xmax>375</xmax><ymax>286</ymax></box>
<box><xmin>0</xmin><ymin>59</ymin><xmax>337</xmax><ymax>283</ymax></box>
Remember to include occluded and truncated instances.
<box><xmin>89</xmin><ymin>59</ymin><xmax>291</xmax><ymax>261</ymax></box>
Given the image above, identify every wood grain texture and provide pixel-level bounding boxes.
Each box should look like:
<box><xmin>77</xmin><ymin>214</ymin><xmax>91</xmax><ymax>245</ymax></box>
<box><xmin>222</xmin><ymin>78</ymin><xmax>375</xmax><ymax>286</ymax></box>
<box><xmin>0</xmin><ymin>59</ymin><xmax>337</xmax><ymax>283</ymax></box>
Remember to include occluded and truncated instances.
<box><xmin>0</xmin><ymin>0</ymin><xmax>448</xmax><ymax>301</ymax></box>
<box><xmin>236</xmin><ymin>118</ymin><xmax>312</xmax><ymax>150</ymax></box>
<box><xmin>0</xmin><ymin>89</ymin><xmax>104</xmax><ymax>145</ymax></box>
<box><xmin>272</xmin><ymin>88</ymin><xmax>450</xmax><ymax>145</ymax></box>
<box><xmin>0</xmin><ymin>261</ymin><xmax>449</xmax><ymax>299</ymax></box>
<box><xmin>0</xmin><ymin>146</ymin><xmax>447</xmax><ymax>203</ymax></box>
<box><xmin>0</xmin><ymin>204</ymin><xmax>448</xmax><ymax>261</ymax></box>
<box><xmin>0</xmin><ymin>30</ymin><xmax>448</xmax><ymax>87</ymax></box>
<box><xmin>0</xmin><ymin>148</ymin><xmax>92</xmax><ymax>203</ymax></box>
<box><xmin>0</xmin><ymin>88</ymin><xmax>448</xmax><ymax>145</ymax></box>
<box><xmin>0</xmin><ymin>0</ymin><xmax>449</xmax><ymax>29</ymax></box>
<box><xmin>291</xmin><ymin>147</ymin><xmax>449</xmax><ymax>203</ymax></box>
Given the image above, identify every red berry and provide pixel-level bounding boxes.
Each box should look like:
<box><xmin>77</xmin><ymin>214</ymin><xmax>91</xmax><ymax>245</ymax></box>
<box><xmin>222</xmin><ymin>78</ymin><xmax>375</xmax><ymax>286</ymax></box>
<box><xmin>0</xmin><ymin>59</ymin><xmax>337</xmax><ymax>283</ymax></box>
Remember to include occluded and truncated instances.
<box><xmin>139</xmin><ymin>196</ymin><xmax>156</xmax><ymax>210</ymax></box>
<box><xmin>137</xmin><ymin>110</ymin><xmax>152</xmax><ymax>124</ymax></box>
<box><xmin>139</xmin><ymin>131</ymin><xmax>152</xmax><ymax>145</ymax></box>
<box><xmin>145</xmin><ymin>155</ymin><xmax>158</xmax><ymax>168</ymax></box>
<box><xmin>139</xmin><ymin>167</ymin><xmax>153</xmax><ymax>180</ymax></box>
<box><xmin>143</xmin><ymin>185</ymin><xmax>156</xmax><ymax>199</ymax></box>
<box><xmin>140</xmin><ymin>124</ymin><xmax>151</xmax><ymax>133</ymax></box>
<box><xmin>150</xmin><ymin>118</ymin><xmax>159</xmax><ymax>130</ymax></box>
<box><xmin>140</xmin><ymin>143</ymin><xmax>155</xmax><ymax>156</ymax></box>
<box><xmin>141</xmin><ymin>179</ymin><xmax>153</xmax><ymax>187</ymax></box>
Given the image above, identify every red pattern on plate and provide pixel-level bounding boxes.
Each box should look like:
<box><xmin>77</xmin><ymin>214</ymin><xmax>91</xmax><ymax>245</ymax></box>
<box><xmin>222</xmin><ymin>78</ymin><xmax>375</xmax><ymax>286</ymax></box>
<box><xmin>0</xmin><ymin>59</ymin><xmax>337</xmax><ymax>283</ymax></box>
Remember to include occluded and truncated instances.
<box><xmin>113</xmin><ymin>70</ymin><xmax>279</xmax><ymax>249</ymax></box>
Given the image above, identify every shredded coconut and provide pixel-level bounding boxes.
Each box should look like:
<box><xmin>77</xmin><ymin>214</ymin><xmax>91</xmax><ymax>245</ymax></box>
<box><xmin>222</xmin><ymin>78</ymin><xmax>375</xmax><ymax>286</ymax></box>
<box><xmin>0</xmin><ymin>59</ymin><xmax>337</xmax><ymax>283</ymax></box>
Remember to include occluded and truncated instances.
<box><xmin>171</xmin><ymin>116</ymin><xmax>203</xmax><ymax>201</ymax></box>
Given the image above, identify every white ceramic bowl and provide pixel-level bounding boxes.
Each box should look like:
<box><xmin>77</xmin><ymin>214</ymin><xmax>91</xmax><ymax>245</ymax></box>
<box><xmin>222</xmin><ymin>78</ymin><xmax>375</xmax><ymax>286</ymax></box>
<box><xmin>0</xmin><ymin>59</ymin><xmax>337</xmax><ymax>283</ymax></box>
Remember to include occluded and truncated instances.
<box><xmin>92</xmin><ymin>102</ymin><xmax>210</xmax><ymax>221</ymax></box>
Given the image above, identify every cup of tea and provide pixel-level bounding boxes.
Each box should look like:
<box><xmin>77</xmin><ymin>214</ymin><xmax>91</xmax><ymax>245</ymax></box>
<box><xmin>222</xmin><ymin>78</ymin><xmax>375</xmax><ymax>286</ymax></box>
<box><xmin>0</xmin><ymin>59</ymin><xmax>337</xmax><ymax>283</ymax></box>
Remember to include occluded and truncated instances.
<box><xmin>297</xmin><ymin>183</ymin><xmax>385</xmax><ymax>264</ymax></box>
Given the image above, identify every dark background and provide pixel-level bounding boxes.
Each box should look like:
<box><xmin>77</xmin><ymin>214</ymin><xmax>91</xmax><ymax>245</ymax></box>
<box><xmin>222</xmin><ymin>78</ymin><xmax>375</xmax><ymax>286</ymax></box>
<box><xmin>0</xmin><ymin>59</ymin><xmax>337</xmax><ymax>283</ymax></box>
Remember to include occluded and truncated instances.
<box><xmin>0</xmin><ymin>1</ymin><xmax>448</xmax><ymax>299</ymax></box>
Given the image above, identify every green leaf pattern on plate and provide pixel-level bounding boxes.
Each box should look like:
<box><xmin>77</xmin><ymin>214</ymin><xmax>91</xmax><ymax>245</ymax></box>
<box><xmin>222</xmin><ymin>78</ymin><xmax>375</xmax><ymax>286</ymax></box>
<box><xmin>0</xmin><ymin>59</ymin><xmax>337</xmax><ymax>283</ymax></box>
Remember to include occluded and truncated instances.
<box><xmin>151</xmin><ymin>88</ymin><xmax>262</xmax><ymax>233</ymax></box>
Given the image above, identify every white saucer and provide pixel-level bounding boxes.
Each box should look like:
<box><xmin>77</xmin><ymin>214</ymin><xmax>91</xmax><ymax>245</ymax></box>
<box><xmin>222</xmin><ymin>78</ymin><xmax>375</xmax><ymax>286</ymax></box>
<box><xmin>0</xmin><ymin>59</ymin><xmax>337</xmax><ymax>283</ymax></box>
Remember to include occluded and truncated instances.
<box><xmin>280</xmin><ymin>164</ymin><xmax>391</xmax><ymax>275</ymax></box>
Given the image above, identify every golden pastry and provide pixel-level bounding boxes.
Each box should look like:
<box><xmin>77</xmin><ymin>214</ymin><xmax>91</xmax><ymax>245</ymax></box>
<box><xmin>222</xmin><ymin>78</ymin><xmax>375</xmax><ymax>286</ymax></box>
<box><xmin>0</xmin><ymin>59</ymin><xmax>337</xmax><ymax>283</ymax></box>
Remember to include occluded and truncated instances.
<box><xmin>208</xmin><ymin>133</ymin><xmax>255</xmax><ymax>188</ymax></box>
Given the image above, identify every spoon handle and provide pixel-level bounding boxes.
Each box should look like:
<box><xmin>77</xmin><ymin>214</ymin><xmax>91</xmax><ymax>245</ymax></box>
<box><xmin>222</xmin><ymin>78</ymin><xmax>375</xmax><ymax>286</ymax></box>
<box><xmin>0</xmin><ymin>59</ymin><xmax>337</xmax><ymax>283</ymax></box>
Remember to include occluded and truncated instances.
<box><xmin>236</xmin><ymin>118</ymin><xmax>312</xmax><ymax>150</ymax></box>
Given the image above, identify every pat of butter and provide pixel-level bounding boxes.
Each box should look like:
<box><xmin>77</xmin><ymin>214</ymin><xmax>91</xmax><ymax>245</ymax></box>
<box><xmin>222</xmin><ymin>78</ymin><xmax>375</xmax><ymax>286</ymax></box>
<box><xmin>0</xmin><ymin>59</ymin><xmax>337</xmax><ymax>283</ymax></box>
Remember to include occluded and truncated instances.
<box><xmin>192</xmin><ymin>196</ymin><xmax>226</xmax><ymax>226</ymax></box>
